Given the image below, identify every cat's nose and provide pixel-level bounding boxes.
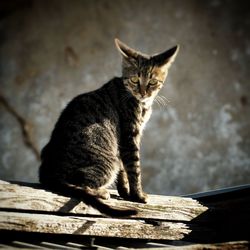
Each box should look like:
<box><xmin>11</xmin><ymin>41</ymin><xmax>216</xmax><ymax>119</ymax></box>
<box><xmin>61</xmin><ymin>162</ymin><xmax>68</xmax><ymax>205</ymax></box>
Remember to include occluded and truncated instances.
<box><xmin>140</xmin><ymin>89</ymin><xmax>146</xmax><ymax>97</ymax></box>
<box><xmin>139</xmin><ymin>85</ymin><xmax>146</xmax><ymax>97</ymax></box>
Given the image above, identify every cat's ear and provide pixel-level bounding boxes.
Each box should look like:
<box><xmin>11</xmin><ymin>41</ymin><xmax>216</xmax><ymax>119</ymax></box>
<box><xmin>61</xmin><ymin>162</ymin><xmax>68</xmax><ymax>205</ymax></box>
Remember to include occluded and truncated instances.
<box><xmin>153</xmin><ymin>45</ymin><xmax>179</xmax><ymax>72</ymax></box>
<box><xmin>115</xmin><ymin>38</ymin><xmax>139</xmax><ymax>59</ymax></box>
<box><xmin>114</xmin><ymin>38</ymin><xmax>140</xmax><ymax>68</ymax></box>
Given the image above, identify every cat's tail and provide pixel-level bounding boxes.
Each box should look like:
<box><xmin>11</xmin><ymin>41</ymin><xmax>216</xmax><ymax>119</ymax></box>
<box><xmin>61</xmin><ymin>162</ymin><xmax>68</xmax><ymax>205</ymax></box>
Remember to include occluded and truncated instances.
<box><xmin>43</xmin><ymin>182</ymin><xmax>138</xmax><ymax>217</ymax></box>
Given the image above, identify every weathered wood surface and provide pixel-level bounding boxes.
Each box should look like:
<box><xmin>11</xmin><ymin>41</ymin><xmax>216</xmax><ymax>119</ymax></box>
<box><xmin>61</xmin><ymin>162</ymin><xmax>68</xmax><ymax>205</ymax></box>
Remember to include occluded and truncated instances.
<box><xmin>0</xmin><ymin>180</ymin><xmax>250</xmax><ymax>243</ymax></box>
<box><xmin>0</xmin><ymin>180</ymin><xmax>207</xmax><ymax>221</ymax></box>
<box><xmin>0</xmin><ymin>211</ymin><xmax>193</xmax><ymax>240</ymax></box>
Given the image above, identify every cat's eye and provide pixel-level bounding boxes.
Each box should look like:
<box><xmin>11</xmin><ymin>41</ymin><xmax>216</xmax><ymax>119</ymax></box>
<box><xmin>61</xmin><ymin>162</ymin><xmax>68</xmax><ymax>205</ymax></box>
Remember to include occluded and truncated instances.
<box><xmin>148</xmin><ymin>79</ymin><xmax>158</xmax><ymax>86</ymax></box>
<box><xmin>130</xmin><ymin>76</ymin><xmax>140</xmax><ymax>84</ymax></box>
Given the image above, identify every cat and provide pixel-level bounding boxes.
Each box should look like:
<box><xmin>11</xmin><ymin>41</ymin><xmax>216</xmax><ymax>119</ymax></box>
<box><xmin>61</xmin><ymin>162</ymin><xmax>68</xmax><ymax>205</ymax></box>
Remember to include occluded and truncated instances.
<box><xmin>39</xmin><ymin>38</ymin><xmax>179</xmax><ymax>217</ymax></box>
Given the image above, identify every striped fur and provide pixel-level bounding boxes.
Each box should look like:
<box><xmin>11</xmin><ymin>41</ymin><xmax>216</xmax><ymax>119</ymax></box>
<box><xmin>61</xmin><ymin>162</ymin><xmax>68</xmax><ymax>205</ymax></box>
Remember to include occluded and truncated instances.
<box><xmin>39</xmin><ymin>39</ymin><xmax>179</xmax><ymax>217</ymax></box>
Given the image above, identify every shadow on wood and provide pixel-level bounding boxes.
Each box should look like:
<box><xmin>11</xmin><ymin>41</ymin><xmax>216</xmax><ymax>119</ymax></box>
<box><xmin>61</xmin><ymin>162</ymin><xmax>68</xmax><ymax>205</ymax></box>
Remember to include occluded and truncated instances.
<box><xmin>0</xmin><ymin>180</ymin><xmax>249</xmax><ymax>247</ymax></box>
<box><xmin>183</xmin><ymin>186</ymin><xmax>250</xmax><ymax>243</ymax></box>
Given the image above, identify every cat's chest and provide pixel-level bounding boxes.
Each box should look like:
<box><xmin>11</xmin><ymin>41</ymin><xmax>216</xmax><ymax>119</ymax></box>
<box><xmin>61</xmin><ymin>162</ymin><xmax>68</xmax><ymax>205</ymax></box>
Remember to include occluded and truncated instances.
<box><xmin>139</xmin><ymin>107</ymin><xmax>152</xmax><ymax>132</ymax></box>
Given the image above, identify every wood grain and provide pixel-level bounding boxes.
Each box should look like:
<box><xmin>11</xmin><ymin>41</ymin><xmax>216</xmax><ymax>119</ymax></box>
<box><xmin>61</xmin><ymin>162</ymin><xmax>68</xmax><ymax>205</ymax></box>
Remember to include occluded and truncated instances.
<box><xmin>0</xmin><ymin>180</ymin><xmax>207</xmax><ymax>221</ymax></box>
<box><xmin>0</xmin><ymin>180</ymin><xmax>249</xmax><ymax>243</ymax></box>
<box><xmin>0</xmin><ymin>211</ymin><xmax>193</xmax><ymax>240</ymax></box>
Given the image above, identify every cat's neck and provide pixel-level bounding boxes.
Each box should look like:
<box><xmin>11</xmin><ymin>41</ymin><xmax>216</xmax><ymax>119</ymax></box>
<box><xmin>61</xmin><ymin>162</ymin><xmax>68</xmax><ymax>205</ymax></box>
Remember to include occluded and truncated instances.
<box><xmin>140</xmin><ymin>98</ymin><xmax>154</xmax><ymax>109</ymax></box>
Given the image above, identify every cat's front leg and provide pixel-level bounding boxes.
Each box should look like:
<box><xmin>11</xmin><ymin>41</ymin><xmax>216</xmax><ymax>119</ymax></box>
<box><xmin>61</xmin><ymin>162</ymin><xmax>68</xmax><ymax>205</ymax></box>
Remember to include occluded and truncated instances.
<box><xmin>121</xmin><ymin>147</ymin><xmax>148</xmax><ymax>203</ymax></box>
<box><xmin>117</xmin><ymin>167</ymin><xmax>130</xmax><ymax>200</ymax></box>
<box><xmin>126</xmin><ymin>162</ymin><xmax>148</xmax><ymax>203</ymax></box>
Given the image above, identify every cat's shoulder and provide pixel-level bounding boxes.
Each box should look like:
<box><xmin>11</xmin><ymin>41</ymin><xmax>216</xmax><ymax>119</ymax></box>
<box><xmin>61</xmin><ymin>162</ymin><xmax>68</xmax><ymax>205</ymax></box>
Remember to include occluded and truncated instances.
<box><xmin>62</xmin><ymin>77</ymin><xmax>122</xmax><ymax>109</ymax></box>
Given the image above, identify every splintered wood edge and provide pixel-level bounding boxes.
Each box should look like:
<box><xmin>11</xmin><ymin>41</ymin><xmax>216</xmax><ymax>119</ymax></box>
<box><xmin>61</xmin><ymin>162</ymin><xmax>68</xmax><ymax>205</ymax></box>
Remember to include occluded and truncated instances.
<box><xmin>0</xmin><ymin>211</ymin><xmax>195</xmax><ymax>240</ymax></box>
<box><xmin>0</xmin><ymin>180</ymin><xmax>208</xmax><ymax>221</ymax></box>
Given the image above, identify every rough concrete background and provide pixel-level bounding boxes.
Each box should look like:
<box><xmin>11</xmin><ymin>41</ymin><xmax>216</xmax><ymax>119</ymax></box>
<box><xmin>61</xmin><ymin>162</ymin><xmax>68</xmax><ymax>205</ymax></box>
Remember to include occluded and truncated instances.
<box><xmin>0</xmin><ymin>0</ymin><xmax>249</xmax><ymax>195</ymax></box>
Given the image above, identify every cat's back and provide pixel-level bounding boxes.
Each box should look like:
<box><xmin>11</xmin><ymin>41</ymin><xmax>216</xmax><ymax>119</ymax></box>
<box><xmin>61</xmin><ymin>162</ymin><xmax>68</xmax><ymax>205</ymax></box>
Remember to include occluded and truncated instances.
<box><xmin>41</xmin><ymin>78</ymin><xmax>123</xmax><ymax>159</ymax></box>
<box><xmin>54</xmin><ymin>79</ymin><xmax>121</xmax><ymax>132</ymax></box>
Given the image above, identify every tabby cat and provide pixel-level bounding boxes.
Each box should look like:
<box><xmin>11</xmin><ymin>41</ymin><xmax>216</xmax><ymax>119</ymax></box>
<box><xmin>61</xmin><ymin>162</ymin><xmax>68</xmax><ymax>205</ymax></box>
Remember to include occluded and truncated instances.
<box><xmin>39</xmin><ymin>39</ymin><xmax>179</xmax><ymax>217</ymax></box>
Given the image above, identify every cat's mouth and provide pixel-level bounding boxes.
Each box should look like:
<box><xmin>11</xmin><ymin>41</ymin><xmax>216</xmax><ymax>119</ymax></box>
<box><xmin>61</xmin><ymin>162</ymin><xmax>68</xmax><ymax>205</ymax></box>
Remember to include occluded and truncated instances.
<box><xmin>136</xmin><ymin>95</ymin><xmax>154</xmax><ymax>106</ymax></box>
<box><xmin>140</xmin><ymin>97</ymin><xmax>149</xmax><ymax>102</ymax></box>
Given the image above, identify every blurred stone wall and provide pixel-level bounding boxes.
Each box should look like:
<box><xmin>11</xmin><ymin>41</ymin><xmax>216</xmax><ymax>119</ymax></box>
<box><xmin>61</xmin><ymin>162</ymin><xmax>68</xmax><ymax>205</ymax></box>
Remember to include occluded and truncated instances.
<box><xmin>0</xmin><ymin>0</ymin><xmax>249</xmax><ymax>195</ymax></box>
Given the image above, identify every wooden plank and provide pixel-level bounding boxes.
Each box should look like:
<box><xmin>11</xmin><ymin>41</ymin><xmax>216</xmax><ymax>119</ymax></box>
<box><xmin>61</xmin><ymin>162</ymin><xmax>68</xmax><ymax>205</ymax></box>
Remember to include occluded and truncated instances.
<box><xmin>184</xmin><ymin>184</ymin><xmax>250</xmax><ymax>199</ymax></box>
<box><xmin>0</xmin><ymin>211</ymin><xmax>194</xmax><ymax>240</ymax></box>
<box><xmin>0</xmin><ymin>180</ymin><xmax>208</xmax><ymax>221</ymax></box>
<box><xmin>187</xmin><ymin>185</ymin><xmax>250</xmax><ymax>225</ymax></box>
<box><xmin>11</xmin><ymin>241</ymin><xmax>46</xmax><ymax>249</ymax></box>
<box><xmin>0</xmin><ymin>180</ymin><xmax>249</xmax><ymax>242</ymax></box>
<box><xmin>134</xmin><ymin>241</ymin><xmax>250</xmax><ymax>250</ymax></box>
<box><xmin>1</xmin><ymin>210</ymin><xmax>247</xmax><ymax>245</ymax></box>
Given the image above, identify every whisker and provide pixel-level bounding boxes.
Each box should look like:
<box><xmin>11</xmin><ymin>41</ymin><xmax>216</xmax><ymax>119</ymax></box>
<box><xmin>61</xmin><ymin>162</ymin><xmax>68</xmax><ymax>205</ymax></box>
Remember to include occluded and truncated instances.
<box><xmin>154</xmin><ymin>98</ymin><xmax>161</xmax><ymax>109</ymax></box>
<box><xmin>156</xmin><ymin>96</ymin><xmax>166</xmax><ymax>107</ymax></box>
<box><xmin>157</xmin><ymin>96</ymin><xmax>169</xmax><ymax>107</ymax></box>
<box><xmin>155</xmin><ymin>96</ymin><xmax>164</xmax><ymax>109</ymax></box>
<box><xmin>159</xmin><ymin>95</ymin><xmax>171</xmax><ymax>104</ymax></box>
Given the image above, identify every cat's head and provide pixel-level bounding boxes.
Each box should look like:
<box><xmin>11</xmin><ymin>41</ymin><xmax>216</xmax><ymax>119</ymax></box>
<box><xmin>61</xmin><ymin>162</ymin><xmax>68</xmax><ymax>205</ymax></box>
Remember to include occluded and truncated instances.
<box><xmin>115</xmin><ymin>38</ymin><xmax>179</xmax><ymax>106</ymax></box>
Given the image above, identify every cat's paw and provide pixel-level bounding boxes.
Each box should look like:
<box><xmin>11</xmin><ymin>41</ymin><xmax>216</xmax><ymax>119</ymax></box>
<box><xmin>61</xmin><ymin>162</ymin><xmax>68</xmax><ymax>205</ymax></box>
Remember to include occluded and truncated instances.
<box><xmin>117</xmin><ymin>186</ymin><xmax>130</xmax><ymax>200</ymax></box>
<box><xmin>130</xmin><ymin>192</ymin><xmax>148</xmax><ymax>203</ymax></box>
<box><xmin>97</xmin><ymin>189</ymin><xmax>110</xmax><ymax>200</ymax></box>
